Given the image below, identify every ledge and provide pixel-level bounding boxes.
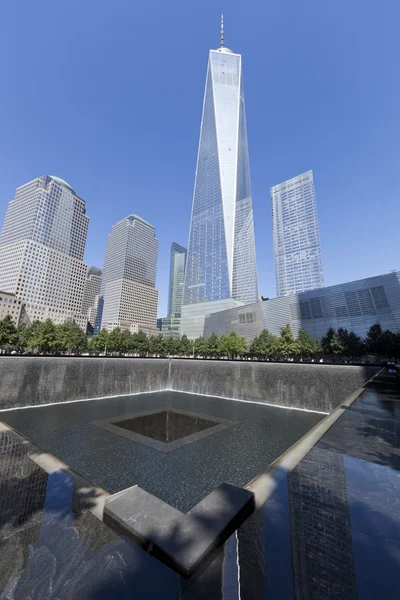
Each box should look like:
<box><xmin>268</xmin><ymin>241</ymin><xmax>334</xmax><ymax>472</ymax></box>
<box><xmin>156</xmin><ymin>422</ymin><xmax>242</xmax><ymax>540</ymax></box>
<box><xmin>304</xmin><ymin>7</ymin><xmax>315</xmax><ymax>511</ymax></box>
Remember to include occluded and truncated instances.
<box><xmin>103</xmin><ymin>482</ymin><xmax>255</xmax><ymax>578</ymax></box>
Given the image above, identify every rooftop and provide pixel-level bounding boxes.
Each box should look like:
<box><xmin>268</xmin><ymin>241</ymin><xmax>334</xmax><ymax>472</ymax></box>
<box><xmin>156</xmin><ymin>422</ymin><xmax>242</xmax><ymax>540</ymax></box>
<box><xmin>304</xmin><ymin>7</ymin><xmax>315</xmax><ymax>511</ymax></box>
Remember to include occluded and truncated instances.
<box><xmin>49</xmin><ymin>175</ymin><xmax>76</xmax><ymax>194</ymax></box>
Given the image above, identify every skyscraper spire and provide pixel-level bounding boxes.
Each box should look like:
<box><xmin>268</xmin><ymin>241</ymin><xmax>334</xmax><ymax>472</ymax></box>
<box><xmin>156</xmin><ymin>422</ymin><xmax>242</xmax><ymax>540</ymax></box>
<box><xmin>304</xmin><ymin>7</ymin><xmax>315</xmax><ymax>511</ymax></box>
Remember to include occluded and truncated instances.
<box><xmin>220</xmin><ymin>14</ymin><xmax>224</xmax><ymax>47</ymax></box>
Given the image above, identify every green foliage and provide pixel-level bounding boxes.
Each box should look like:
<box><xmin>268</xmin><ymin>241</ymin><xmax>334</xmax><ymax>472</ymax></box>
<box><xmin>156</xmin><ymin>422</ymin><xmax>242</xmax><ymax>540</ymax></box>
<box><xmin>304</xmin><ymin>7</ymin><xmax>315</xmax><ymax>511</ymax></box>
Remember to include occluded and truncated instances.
<box><xmin>55</xmin><ymin>320</ymin><xmax>87</xmax><ymax>353</ymax></box>
<box><xmin>107</xmin><ymin>327</ymin><xmax>124</xmax><ymax>353</ymax></box>
<box><xmin>16</xmin><ymin>322</ymin><xmax>30</xmax><ymax>350</ymax></box>
<box><xmin>193</xmin><ymin>336</ymin><xmax>208</xmax><ymax>356</ymax></box>
<box><xmin>0</xmin><ymin>315</ymin><xmax>18</xmax><ymax>348</ymax></box>
<box><xmin>249</xmin><ymin>329</ymin><xmax>278</xmax><ymax>357</ymax></box>
<box><xmin>321</xmin><ymin>327</ymin><xmax>336</xmax><ymax>355</ymax></box>
<box><xmin>89</xmin><ymin>328</ymin><xmax>109</xmax><ymax>352</ymax></box>
<box><xmin>366</xmin><ymin>324</ymin><xmax>399</xmax><ymax>358</ymax></box>
<box><xmin>164</xmin><ymin>336</ymin><xmax>179</xmax><ymax>355</ymax></box>
<box><xmin>132</xmin><ymin>331</ymin><xmax>149</xmax><ymax>355</ymax></box>
<box><xmin>179</xmin><ymin>334</ymin><xmax>193</xmax><ymax>356</ymax></box>
<box><xmin>149</xmin><ymin>334</ymin><xmax>167</xmax><ymax>356</ymax></box>
<box><xmin>206</xmin><ymin>333</ymin><xmax>220</xmax><ymax>357</ymax></box>
<box><xmin>119</xmin><ymin>329</ymin><xmax>133</xmax><ymax>353</ymax></box>
<box><xmin>297</xmin><ymin>329</ymin><xmax>320</xmax><ymax>357</ymax></box>
<box><xmin>4</xmin><ymin>311</ymin><xmax>400</xmax><ymax>361</ymax></box>
<box><xmin>276</xmin><ymin>324</ymin><xmax>299</xmax><ymax>357</ymax></box>
<box><xmin>337</xmin><ymin>328</ymin><xmax>365</xmax><ymax>357</ymax></box>
<box><xmin>30</xmin><ymin>319</ymin><xmax>57</xmax><ymax>352</ymax></box>
<box><xmin>220</xmin><ymin>331</ymin><xmax>247</xmax><ymax>358</ymax></box>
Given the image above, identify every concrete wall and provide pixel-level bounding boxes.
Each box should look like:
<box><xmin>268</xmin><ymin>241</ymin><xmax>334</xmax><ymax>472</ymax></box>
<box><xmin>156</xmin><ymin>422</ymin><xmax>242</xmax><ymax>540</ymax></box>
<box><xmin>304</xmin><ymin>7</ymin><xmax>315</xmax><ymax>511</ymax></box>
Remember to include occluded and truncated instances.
<box><xmin>0</xmin><ymin>357</ymin><xmax>170</xmax><ymax>410</ymax></box>
<box><xmin>0</xmin><ymin>357</ymin><xmax>379</xmax><ymax>413</ymax></box>
<box><xmin>169</xmin><ymin>360</ymin><xmax>379</xmax><ymax>413</ymax></box>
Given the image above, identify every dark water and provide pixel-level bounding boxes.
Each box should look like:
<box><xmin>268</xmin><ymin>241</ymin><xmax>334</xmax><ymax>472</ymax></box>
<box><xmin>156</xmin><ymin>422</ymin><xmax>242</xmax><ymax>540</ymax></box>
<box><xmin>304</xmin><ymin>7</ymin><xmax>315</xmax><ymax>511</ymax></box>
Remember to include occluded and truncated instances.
<box><xmin>0</xmin><ymin>391</ymin><xmax>323</xmax><ymax>512</ymax></box>
<box><xmin>115</xmin><ymin>409</ymin><xmax>219</xmax><ymax>443</ymax></box>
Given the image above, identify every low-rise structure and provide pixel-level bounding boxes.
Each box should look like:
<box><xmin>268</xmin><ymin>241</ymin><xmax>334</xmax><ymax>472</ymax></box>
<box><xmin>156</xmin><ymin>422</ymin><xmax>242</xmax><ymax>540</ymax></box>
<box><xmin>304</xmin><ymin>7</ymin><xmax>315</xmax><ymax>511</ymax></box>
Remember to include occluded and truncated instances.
<box><xmin>204</xmin><ymin>272</ymin><xmax>400</xmax><ymax>343</ymax></box>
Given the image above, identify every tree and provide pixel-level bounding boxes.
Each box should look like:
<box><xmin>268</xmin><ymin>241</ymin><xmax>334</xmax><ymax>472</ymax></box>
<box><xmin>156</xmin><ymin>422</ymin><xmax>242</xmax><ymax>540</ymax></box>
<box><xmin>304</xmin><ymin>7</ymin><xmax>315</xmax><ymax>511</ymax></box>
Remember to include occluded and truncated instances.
<box><xmin>206</xmin><ymin>333</ymin><xmax>220</xmax><ymax>357</ymax></box>
<box><xmin>330</xmin><ymin>334</ymin><xmax>345</xmax><ymax>356</ymax></box>
<box><xmin>55</xmin><ymin>320</ymin><xmax>87</xmax><ymax>353</ymax></box>
<box><xmin>164</xmin><ymin>336</ymin><xmax>179</xmax><ymax>355</ymax></box>
<box><xmin>132</xmin><ymin>331</ymin><xmax>149</xmax><ymax>355</ymax></box>
<box><xmin>297</xmin><ymin>329</ymin><xmax>319</xmax><ymax>357</ymax></box>
<box><xmin>30</xmin><ymin>319</ymin><xmax>57</xmax><ymax>353</ymax></box>
<box><xmin>249</xmin><ymin>329</ymin><xmax>277</xmax><ymax>358</ymax></box>
<box><xmin>179</xmin><ymin>334</ymin><xmax>193</xmax><ymax>356</ymax></box>
<box><xmin>276</xmin><ymin>324</ymin><xmax>299</xmax><ymax>357</ymax></box>
<box><xmin>107</xmin><ymin>327</ymin><xmax>124</xmax><ymax>353</ymax></box>
<box><xmin>16</xmin><ymin>322</ymin><xmax>31</xmax><ymax>350</ymax></box>
<box><xmin>220</xmin><ymin>331</ymin><xmax>247</xmax><ymax>359</ymax></box>
<box><xmin>321</xmin><ymin>327</ymin><xmax>336</xmax><ymax>355</ymax></box>
<box><xmin>366</xmin><ymin>323</ymin><xmax>397</xmax><ymax>358</ymax></box>
<box><xmin>119</xmin><ymin>330</ymin><xmax>133</xmax><ymax>354</ymax></box>
<box><xmin>337</xmin><ymin>328</ymin><xmax>365</xmax><ymax>358</ymax></box>
<box><xmin>89</xmin><ymin>328</ymin><xmax>109</xmax><ymax>353</ymax></box>
<box><xmin>149</xmin><ymin>334</ymin><xmax>166</xmax><ymax>356</ymax></box>
<box><xmin>0</xmin><ymin>315</ymin><xmax>17</xmax><ymax>349</ymax></box>
<box><xmin>193</xmin><ymin>336</ymin><xmax>208</xmax><ymax>356</ymax></box>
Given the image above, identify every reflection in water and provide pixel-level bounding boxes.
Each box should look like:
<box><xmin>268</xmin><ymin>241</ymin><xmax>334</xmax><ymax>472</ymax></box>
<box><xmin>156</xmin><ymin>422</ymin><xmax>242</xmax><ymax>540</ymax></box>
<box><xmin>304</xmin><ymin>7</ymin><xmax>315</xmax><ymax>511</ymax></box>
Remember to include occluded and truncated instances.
<box><xmin>288</xmin><ymin>448</ymin><xmax>358</xmax><ymax>600</ymax></box>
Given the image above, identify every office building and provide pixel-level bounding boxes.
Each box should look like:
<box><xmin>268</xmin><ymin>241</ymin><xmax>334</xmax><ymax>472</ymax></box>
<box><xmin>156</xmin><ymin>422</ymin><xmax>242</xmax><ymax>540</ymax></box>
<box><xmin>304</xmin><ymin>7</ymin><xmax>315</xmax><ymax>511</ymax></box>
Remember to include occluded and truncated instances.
<box><xmin>0</xmin><ymin>176</ymin><xmax>89</xmax><ymax>330</ymax></box>
<box><xmin>181</xmin><ymin>17</ymin><xmax>258</xmax><ymax>338</ymax></box>
<box><xmin>0</xmin><ymin>291</ymin><xmax>23</xmax><ymax>324</ymax></box>
<box><xmin>204</xmin><ymin>272</ymin><xmax>400</xmax><ymax>342</ymax></box>
<box><xmin>160</xmin><ymin>242</ymin><xmax>187</xmax><ymax>338</ymax></box>
<box><xmin>82</xmin><ymin>267</ymin><xmax>102</xmax><ymax>327</ymax></box>
<box><xmin>100</xmin><ymin>214</ymin><xmax>159</xmax><ymax>333</ymax></box>
<box><xmin>271</xmin><ymin>170</ymin><xmax>324</xmax><ymax>297</ymax></box>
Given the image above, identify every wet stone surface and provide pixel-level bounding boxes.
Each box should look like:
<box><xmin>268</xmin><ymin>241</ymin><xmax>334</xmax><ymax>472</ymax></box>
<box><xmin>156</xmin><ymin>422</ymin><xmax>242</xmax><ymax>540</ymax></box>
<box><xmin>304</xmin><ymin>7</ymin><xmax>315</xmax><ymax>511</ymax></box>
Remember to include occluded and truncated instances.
<box><xmin>0</xmin><ymin>391</ymin><xmax>323</xmax><ymax>512</ymax></box>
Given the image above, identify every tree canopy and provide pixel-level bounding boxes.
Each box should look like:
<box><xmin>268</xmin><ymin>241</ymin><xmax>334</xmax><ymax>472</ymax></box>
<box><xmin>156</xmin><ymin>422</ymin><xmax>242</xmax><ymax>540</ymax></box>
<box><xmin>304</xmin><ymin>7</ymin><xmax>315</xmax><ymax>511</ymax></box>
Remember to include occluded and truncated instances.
<box><xmin>0</xmin><ymin>314</ymin><xmax>398</xmax><ymax>360</ymax></box>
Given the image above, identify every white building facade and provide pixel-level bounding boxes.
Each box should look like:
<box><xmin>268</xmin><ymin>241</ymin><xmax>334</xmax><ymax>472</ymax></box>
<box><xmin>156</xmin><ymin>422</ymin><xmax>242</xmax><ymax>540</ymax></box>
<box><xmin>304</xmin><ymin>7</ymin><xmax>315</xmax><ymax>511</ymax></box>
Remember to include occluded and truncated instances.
<box><xmin>271</xmin><ymin>170</ymin><xmax>324</xmax><ymax>297</ymax></box>
<box><xmin>100</xmin><ymin>215</ymin><xmax>159</xmax><ymax>332</ymax></box>
<box><xmin>0</xmin><ymin>176</ymin><xmax>89</xmax><ymax>330</ymax></box>
<box><xmin>0</xmin><ymin>291</ymin><xmax>23</xmax><ymax>324</ymax></box>
<box><xmin>181</xmin><ymin>19</ymin><xmax>258</xmax><ymax>338</ymax></box>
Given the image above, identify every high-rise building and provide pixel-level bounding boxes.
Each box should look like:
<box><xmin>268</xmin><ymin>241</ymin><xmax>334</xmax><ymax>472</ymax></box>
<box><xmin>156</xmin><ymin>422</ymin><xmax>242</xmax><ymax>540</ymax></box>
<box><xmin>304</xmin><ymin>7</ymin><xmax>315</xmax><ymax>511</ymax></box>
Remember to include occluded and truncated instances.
<box><xmin>82</xmin><ymin>266</ymin><xmax>102</xmax><ymax>328</ymax></box>
<box><xmin>100</xmin><ymin>214</ymin><xmax>159</xmax><ymax>333</ymax></box>
<box><xmin>160</xmin><ymin>243</ymin><xmax>187</xmax><ymax>339</ymax></box>
<box><xmin>271</xmin><ymin>170</ymin><xmax>324</xmax><ymax>297</ymax></box>
<box><xmin>181</xmin><ymin>17</ymin><xmax>258</xmax><ymax>338</ymax></box>
<box><xmin>0</xmin><ymin>175</ymin><xmax>89</xmax><ymax>329</ymax></box>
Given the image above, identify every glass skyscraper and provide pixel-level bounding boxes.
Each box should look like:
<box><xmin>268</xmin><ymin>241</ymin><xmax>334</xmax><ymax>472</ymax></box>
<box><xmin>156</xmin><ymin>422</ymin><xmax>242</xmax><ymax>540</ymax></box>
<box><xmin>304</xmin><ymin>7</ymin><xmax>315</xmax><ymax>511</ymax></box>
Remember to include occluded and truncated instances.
<box><xmin>271</xmin><ymin>170</ymin><xmax>324</xmax><ymax>297</ymax></box>
<box><xmin>168</xmin><ymin>243</ymin><xmax>187</xmax><ymax>316</ymax></box>
<box><xmin>160</xmin><ymin>242</ymin><xmax>187</xmax><ymax>338</ymax></box>
<box><xmin>183</xmin><ymin>18</ymin><xmax>258</xmax><ymax>309</ymax></box>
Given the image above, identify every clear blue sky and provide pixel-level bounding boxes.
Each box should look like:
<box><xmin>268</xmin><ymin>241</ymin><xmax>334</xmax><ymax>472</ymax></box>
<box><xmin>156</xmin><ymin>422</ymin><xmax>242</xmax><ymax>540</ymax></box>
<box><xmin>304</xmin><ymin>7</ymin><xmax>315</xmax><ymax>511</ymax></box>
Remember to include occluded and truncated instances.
<box><xmin>1</xmin><ymin>0</ymin><xmax>399</xmax><ymax>317</ymax></box>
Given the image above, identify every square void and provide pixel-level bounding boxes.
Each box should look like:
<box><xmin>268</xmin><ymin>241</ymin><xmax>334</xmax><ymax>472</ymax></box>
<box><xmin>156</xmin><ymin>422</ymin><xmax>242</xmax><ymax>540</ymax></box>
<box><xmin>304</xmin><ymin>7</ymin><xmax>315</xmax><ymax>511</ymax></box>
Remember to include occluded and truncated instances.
<box><xmin>93</xmin><ymin>408</ymin><xmax>232</xmax><ymax>453</ymax></box>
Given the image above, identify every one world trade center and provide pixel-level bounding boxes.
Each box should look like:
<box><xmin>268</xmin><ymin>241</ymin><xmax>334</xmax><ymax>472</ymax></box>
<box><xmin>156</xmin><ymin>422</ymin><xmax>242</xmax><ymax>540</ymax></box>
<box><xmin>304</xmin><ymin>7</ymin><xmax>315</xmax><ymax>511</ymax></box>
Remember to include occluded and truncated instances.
<box><xmin>181</xmin><ymin>17</ymin><xmax>258</xmax><ymax>338</ymax></box>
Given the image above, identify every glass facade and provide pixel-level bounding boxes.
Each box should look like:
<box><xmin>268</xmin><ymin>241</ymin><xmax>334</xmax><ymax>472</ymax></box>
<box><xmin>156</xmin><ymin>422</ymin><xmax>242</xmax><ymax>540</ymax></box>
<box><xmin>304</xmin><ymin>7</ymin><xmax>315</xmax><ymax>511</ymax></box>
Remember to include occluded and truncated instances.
<box><xmin>161</xmin><ymin>243</ymin><xmax>187</xmax><ymax>338</ymax></box>
<box><xmin>183</xmin><ymin>43</ymin><xmax>258</xmax><ymax>307</ymax></box>
<box><xmin>204</xmin><ymin>272</ymin><xmax>400</xmax><ymax>343</ymax></box>
<box><xmin>271</xmin><ymin>170</ymin><xmax>324</xmax><ymax>297</ymax></box>
<box><xmin>168</xmin><ymin>243</ymin><xmax>187</xmax><ymax>317</ymax></box>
